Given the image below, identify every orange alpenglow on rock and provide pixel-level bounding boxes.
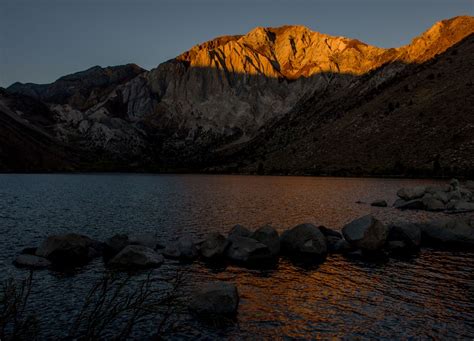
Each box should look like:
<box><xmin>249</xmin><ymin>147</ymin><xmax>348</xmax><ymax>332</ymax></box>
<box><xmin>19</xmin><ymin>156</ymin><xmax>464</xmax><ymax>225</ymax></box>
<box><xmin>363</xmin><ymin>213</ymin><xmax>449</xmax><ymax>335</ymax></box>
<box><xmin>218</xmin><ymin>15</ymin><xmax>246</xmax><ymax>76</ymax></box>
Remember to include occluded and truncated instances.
<box><xmin>176</xmin><ymin>15</ymin><xmax>474</xmax><ymax>78</ymax></box>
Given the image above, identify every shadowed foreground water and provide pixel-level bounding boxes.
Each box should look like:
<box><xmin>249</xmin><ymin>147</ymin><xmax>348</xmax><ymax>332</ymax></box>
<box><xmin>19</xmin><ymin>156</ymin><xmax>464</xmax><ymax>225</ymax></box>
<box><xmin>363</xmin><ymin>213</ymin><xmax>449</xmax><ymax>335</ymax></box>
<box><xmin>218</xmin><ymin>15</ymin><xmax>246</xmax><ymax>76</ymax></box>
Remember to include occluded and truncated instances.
<box><xmin>0</xmin><ymin>174</ymin><xmax>473</xmax><ymax>339</ymax></box>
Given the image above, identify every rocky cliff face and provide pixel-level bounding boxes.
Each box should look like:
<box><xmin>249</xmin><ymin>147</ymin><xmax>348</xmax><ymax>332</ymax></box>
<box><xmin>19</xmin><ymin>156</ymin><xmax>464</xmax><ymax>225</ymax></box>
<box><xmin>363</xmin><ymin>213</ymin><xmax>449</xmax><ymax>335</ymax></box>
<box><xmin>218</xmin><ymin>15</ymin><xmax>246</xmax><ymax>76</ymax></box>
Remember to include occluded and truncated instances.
<box><xmin>3</xmin><ymin>15</ymin><xmax>474</xmax><ymax>173</ymax></box>
<box><xmin>217</xmin><ymin>33</ymin><xmax>474</xmax><ymax>177</ymax></box>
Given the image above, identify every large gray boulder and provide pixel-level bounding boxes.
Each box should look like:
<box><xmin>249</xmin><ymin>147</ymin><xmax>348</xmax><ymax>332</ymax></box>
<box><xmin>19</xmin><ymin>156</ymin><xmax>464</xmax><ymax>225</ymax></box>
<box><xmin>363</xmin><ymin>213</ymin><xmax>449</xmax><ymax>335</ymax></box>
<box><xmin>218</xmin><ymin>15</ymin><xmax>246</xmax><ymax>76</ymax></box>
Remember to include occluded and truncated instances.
<box><xmin>342</xmin><ymin>215</ymin><xmax>389</xmax><ymax>251</ymax></box>
<box><xmin>163</xmin><ymin>235</ymin><xmax>198</xmax><ymax>261</ymax></box>
<box><xmin>189</xmin><ymin>282</ymin><xmax>239</xmax><ymax>317</ymax></box>
<box><xmin>36</xmin><ymin>233</ymin><xmax>99</xmax><ymax>266</ymax></box>
<box><xmin>199</xmin><ymin>232</ymin><xmax>229</xmax><ymax>260</ymax></box>
<box><xmin>226</xmin><ymin>236</ymin><xmax>273</xmax><ymax>265</ymax></box>
<box><xmin>397</xmin><ymin>186</ymin><xmax>426</xmax><ymax>201</ymax></box>
<box><xmin>228</xmin><ymin>224</ymin><xmax>251</xmax><ymax>240</ymax></box>
<box><xmin>420</xmin><ymin>218</ymin><xmax>474</xmax><ymax>247</ymax></box>
<box><xmin>109</xmin><ymin>245</ymin><xmax>164</xmax><ymax>269</ymax></box>
<box><xmin>450</xmin><ymin>200</ymin><xmax>474</xmax><ymax>212</ymax></box>
<box><xmin>422</xmin><ymin>197</ymin><xmax>445</xmax><ymax>211</ymax></box>
<box><xmin>432</xmin><ymin>191</ymin><xmax>449</xmax><ymax>204</ymax></box>
<box><xmin>104</xmin><ymin>234</ymin><xmax>130</xmax><ymax>259</ymax></box>
<box><xmin>387</xmin><ymin>222</ymin><xmax>421</xmax><ymax>249</ymax></box>
<box><xmin>251</xmin><ymin>225</ymin><xmax>280</xmax><ymax>256</ymax></box>
<box><xmin>280</xmin><ymin>223</ymin><xmax>327</xmax><ymax>260</ymax></box>
<box><xmin>14</xmin><ymin>254</ymin><xmax>51</xmax><ymax>269</ymax></box>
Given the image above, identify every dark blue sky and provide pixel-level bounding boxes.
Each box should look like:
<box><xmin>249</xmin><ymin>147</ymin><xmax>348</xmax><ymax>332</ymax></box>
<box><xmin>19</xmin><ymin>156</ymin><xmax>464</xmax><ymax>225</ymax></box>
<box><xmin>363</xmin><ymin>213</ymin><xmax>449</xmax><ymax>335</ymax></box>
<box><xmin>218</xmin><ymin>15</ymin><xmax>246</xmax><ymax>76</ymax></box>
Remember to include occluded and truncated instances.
<box><xmin>1</xmin><ymin>0</ymin><xmax>472</xmax><ymax>87</ymax></box>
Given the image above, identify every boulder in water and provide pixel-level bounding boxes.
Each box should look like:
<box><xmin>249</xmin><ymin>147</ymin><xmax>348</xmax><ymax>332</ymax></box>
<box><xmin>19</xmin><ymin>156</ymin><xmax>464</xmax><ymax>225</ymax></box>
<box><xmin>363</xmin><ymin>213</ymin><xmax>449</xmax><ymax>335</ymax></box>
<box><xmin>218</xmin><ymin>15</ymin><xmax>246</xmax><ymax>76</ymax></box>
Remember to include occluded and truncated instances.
<box><xmin>228</xmin><ymin>224</ymin><xmax>251</xmax><ymax>240</ymax></box>
<box><xmin>395</xmin><ymin>199</ymin><xmax>425</xmax><ymax>210</ymax></box>
<box><xmin>14</xmin><ymin>254</ymin><xmax>51</xmax><ymax>269</ymax></box>
<box><xmin>280</xmin><ymin>223</ymin><xmax>327</xmax><ymax>261</ymax></box>
<box><xmin>450</xmin><ymin>200</ymin><xmax>474</xmax><ymax>212</ymax></box>
<box><xmin>199</xmin><ymin>232</ymin><xmax>229</xmax><ymax>260</ymax></box>
<box><xmin>189</xmin><ymin>282</ymin><xmax>239</xmax><ymax>317</ymax></box>
<box><xmin>342</xmin><ymin>215</ymin><xmax>388</xmax><ymax>251</ymax></box>
<box><xmin>371</xmin><ymin>200</ymin><xmax>388</xmax><ymax>207</ymax></box>
<box><xmin>226</xmin><ymin>236</ymin><xmax>273</xmax><ymax>265</ymax></box>
<box><xmin>396</xmin><ymin>186</ymin><xmax>425</xmax><ymax>200</ymax></box>
<box><xmin>422</xmin><ymin>197</ymin><xmax>445</xmax><ymax>211</ymax></box>
<box><xmin>420</xmin><ymin>218</ymin><xmax>474</xmax><ymax>247</ymax></box>
<box><xmin>387</xmin><ymin>222</ymin><xmax>421</xmax><ymax>249</ymax></box>
<box><xmin>251</xmin><ymin>225</ymin><xmax>280</xmax><ymax>257</ymax></box>
<box><xmin>163</xmin><ymin>235</ymin><xmax>198</xmax><ymax>261</ymax></box>
<box><xmin>36</xmin><ymin>233</ymin><xmax>99</xmax><ymax>266</ymax></box>
<box><xmin>109</xmin><ymin>245</ymin><xmax>164</xmax><ymax>269</ymax></box>
<box><xmin>104</xmin><ymin>234</ymin><xmax>130</xmax><ymax>259</ymax></box>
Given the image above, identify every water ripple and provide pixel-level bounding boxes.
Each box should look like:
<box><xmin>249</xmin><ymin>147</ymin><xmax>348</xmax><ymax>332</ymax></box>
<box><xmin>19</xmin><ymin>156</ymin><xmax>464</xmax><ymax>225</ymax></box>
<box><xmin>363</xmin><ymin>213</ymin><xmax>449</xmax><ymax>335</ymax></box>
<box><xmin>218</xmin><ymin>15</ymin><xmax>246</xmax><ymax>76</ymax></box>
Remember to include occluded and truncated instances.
<box><xmin>0</xmin><ymin>174</ymin><xmax>473</xmax><ymax>339</ymax></box>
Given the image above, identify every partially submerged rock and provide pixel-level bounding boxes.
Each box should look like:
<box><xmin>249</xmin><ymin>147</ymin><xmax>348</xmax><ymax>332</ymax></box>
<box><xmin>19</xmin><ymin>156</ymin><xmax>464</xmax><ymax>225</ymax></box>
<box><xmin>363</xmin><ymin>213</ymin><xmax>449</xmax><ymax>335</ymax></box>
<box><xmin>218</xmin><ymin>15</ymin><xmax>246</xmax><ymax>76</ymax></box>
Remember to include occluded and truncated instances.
<box><xmin>36</xmin><ymin>233</ymin><xmax>100</xmax><ymax>266</ymax></box>
<box><xmin>251</xmin><ymin>225</ymin><xmax>280</xmax><ymax>257</ymax></box>
<box><xmin>189</xmin><ymin>282</ymin><xmax>239</xmax><ymax>317</ymax></box>
<box><xmin>371</xmin><ymin>200</ymin><xmax>388</xmax><ymax>207</ymax></box>
<box><xmin>397</xmin><ymin>186</ymin><xmax>425</xmax><ymax>201</ymax></box>
<box><xmin>394</xmin><ymin>199</ymin><xmax>425</xmax><ymax>210</ymax></box>
<box><xmin>109</xmin><ymin>245</ymin><xmax>164</xmax><ymax>269</ymax></box>
<box><xmin>14</xmin><ymin>254</ymin><xmax>51</xmax><ymax>269</ymax></box>
<box><xmin>422</xmin><ymin>197</ymin><xmax>445</xmax><ymax>211</ymax></box>
<box><xmin>419</xmin><ymin>218</ymin><xmax>474</xmax><ymax>247</ymax></box>
<box><xmin>104</xmin><ymin>234</ymin><xmax>130</xmax><ymax>259</ymax></box>
<box><xmin>228</xmin><ymin>224</ymin><xmax>252</xmax><ymax>240</ymax></box>
<box><xmin>387</xmin><ymin>222</ymin><xmax>421</xmax><ymax>249</ymax></box>
<box><xmin>226</xmin><ymin>236</ymin><xmax>273</xmax><ymax>265</ymax></box>
<box><xmin>449</xmin><ymin>200</ymin><xmax>474</xmax><ymax>212</ymax></box>
<box><xmin>21</xmin><ymin>247</ymin><xmax>37</xmax><ymax>255</ymax></box>
<box><xmin>280</xmin><ymin>223</ymin><xmax>327</xmax><ymax>261</ymax></box>
<box><xmin>163</xmin><ymin>235</ymin><xmax>198</xmax><ymax>261</ymax></box>
<box><xmin>342</xmin><ymin>215</ymin><xmax>388</xmax><ymax>251</ymax></box>
<box><xmin>395</xmin><ymin>180</ymin><xmax>474</xmax><ymax>212</ymax></box>
<box><xmin>199</xmin><ymin>232</ymin><xmax>229</xmax><ymax>260</ymax></box>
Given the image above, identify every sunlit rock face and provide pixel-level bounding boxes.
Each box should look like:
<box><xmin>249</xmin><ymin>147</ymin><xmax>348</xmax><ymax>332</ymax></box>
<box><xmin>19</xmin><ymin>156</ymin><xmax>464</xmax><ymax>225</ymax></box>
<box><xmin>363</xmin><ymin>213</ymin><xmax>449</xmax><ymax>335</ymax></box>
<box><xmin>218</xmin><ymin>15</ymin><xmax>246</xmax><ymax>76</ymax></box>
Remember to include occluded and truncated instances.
<box><xmin>106</xmin><ymin>15</ymin><xmax>474</xmax><ymax>152</ymax></box>
<box><xmin>4</xmin><ymin>16</ymin><xmax>474</xmax><ymax>169</ymax></box>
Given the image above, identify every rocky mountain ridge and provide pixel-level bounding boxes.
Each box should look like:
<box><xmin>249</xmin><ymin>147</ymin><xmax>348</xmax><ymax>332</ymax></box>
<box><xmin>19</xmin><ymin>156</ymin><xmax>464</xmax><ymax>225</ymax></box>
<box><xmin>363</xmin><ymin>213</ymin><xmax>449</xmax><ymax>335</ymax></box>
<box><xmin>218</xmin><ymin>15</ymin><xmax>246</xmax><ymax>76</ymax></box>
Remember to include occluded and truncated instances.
<box><xmin>3</xmin><ymin>15</ymin><xmax>474</xmax><ymax>174</ymax></box>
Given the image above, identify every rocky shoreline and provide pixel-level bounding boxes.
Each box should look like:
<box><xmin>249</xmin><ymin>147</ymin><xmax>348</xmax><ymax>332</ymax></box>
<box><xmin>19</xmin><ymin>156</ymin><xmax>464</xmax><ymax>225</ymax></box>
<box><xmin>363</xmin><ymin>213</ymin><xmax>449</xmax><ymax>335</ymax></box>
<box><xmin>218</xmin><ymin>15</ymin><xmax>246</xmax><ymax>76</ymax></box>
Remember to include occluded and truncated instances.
<box><xmin>12</xmin><ymin>188</ymin><xmax>474</xmax><ymax>317</ymax></box>
<box><xmin>392</xmin><ymin>179</ymin><xmax>474</xmax><ymax>212</ymax></box>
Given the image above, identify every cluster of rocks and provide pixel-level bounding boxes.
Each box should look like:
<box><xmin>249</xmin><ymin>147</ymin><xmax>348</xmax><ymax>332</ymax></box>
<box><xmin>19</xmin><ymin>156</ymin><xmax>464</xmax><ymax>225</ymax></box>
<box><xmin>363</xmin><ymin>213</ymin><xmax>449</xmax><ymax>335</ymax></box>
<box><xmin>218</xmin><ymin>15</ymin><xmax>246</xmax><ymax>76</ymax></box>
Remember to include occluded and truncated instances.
<box><xmin>393</xmin><ymin>179</ymin><xmax>474</xmax><ymax>212</ymax></box>
<box><xmin>13</xmin><ymin>214</ymin><xmax>474</xmax><ymax>271</ymax></box>
<box><xmin>12</xmin><ymin>216</ymin><xmax>474</xmax><ymax>319</ymax></box>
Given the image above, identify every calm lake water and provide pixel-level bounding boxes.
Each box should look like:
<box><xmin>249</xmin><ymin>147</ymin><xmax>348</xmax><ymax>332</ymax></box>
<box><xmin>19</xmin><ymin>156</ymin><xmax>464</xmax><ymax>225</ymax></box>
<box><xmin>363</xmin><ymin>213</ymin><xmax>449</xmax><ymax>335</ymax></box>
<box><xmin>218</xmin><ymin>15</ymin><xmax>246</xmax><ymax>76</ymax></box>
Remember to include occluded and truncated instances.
<box><xmin>0</xmin><ymin>174</ymin><xmax>473</xmax><ymax>339</ymax></box>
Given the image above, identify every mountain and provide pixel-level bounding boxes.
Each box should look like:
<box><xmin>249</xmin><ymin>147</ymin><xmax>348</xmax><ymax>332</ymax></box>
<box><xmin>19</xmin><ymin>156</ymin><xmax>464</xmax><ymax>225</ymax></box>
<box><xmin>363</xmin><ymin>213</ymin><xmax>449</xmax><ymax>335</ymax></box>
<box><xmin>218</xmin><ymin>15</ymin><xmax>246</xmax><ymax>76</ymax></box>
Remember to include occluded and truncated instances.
<box><xmin>8</xmin><ymin>64</ymin><xmax>145</xmax><ymax>110</ymax></box>
<box><xmin>3</xmin><ymin>15</ymin><xmax>474</xmax><ymax>175</ymax></box>
<box><xmin>214</xmin><ymin>33</ymin><xmax>474</xmax><ymax>177</ymax></box>
<box><xmin>0</xmin><ymin>88</ymin><xmax>76</xmax><ymax>171</ymax></box>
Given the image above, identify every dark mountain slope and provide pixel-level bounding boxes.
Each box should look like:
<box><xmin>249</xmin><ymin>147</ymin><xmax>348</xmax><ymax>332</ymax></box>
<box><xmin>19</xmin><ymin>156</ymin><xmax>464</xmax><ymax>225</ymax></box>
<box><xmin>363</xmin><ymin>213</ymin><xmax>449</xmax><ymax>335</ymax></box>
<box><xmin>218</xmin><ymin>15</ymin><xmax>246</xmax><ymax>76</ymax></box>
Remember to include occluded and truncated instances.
<box><xmin>8</xmin><ymin>64</ymin><xmax>145</xmax><ymax>111</ymax></box>
<box><xmin>0</xmin><ymin>89</ymin><xmax>77</xmax><ymax>171</ymax></box>
<box><xmin>217</xmin><ymin>34</ymin><xmax>474</xmax><ymax>177</ymax></box>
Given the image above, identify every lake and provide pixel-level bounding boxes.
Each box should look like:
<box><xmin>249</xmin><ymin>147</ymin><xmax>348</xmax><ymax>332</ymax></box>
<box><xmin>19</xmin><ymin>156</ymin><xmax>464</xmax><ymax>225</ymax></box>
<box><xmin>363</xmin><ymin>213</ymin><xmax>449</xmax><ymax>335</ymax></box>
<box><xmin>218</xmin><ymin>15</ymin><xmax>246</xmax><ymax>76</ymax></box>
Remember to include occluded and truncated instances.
<box><xmin>0</xmin><ymin>174</ymin><xmax>473</xmax><ymax>339</ymax></box>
